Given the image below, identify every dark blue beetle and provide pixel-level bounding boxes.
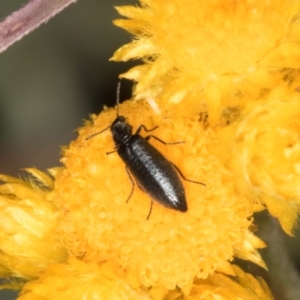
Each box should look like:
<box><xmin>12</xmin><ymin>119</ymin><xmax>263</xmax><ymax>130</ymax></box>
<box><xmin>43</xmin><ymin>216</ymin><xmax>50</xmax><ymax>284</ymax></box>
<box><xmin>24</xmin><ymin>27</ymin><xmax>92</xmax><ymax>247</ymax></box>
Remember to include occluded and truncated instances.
<box><xmin>87</xmin><ymin>83</ymin><xmax>205</xmax><ymax>219</ymax></box>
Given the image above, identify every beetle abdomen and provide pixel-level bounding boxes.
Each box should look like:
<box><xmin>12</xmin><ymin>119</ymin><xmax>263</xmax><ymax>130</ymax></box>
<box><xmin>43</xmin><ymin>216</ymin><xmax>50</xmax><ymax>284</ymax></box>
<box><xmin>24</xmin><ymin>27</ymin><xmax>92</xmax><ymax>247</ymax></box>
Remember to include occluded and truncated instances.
<box><xmin>118</xmin><ymin>135</ymin><xmax>187</xmax><ymax>212</ymax></box>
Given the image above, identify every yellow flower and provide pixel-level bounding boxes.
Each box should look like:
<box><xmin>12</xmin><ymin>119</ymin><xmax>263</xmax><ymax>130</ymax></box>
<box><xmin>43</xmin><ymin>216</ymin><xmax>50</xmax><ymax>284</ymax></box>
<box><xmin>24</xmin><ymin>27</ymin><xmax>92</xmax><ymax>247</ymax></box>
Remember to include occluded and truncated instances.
<box><xmin>112</xmin><ymin>0</ymin><xmax>300</xmax><ymax>234</ymax></box>
<box><xmin>0</xmin><ymin>168</ymin><xmax>67</xmax><ymax>288</ymax></box>
<box><xmin>54</xmin><ymin>100</ymin><xmax>265</xmax><ymax>291</ymax></box>
<box><xmin>113</xmin><ymin>1</ymin><xmax>300</xmax><ymax>119</ymax></box>
<box><xmin>188</xmin><ymin>265</ymin><xmax>273</xmax><ymax>300</ymax></box>
<box><xmin>18</xmin><ymin>260</ymin><xmax>272</xmax><ymax>300</ymax></box>
<box><xmin>230</xmin><ymin>88</ymin><xmax>300</xmax><ymax>235</ymax></box>
<box><xmin>18</xmin><ymin>259</ymin><xmax>151</xmax><ymax>300</ymax></box>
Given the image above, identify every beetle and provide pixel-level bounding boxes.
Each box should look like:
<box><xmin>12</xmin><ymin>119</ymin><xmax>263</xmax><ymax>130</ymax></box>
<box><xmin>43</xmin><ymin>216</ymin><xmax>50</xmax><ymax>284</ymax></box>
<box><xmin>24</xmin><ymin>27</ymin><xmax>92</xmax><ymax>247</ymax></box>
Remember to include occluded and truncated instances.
<box><xmin>86</xmin><ymin>83</ymin><xmax>205</xmax><ymax>219</ymax></box>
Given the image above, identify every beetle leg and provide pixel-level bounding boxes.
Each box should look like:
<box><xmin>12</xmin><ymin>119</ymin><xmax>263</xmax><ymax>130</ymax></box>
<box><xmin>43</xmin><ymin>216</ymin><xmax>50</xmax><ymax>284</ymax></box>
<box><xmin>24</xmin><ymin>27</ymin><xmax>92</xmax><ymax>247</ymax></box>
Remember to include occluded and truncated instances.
<box><xmin>146</xmin><ymin>200</ymin><xmax>153</xmax><ymax>220</ymax></box>
<box><xmin>125</xmin><ymin>168</ymin><xmax>153</xmax><ymax>220</ymax></box>
<box><xmin>106</xmin><ymin>146</ymin><xmax>119</xmax><ymax>155</ymax></box>
<box><xmin>172</xmin><ymin>163</ymin><xmax>205</xmax><ymax>186</ymax></box>
<box><xmin>145</xmin><ymin>135</ymin><xmax>184</xmax><ymax>145</ymax></box>
<box><xmin>106</xmin><ymin>149</ymin><xmax>117</xmax><ymax>155</ymax></box>
<box><xmin>136</xmin><ymin>124</ymin><xmax>184</xmax><ymax>145</ymax></box>
<box><xmin>135</xmin><ymin>124</ymin><xmax>158</xmax><ymax>135</ymax></box>
<box><xmin>125</xmin><ymin>167</ymin><xmax>135</xmax><ymax>202</ymax></box>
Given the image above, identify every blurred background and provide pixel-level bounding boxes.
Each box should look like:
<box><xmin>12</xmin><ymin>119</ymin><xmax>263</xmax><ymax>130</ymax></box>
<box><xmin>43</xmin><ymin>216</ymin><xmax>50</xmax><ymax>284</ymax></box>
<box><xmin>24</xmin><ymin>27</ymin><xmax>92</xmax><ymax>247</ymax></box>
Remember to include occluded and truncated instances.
<box><xmin>0</xmin><ymin>1</ymin><xmax>299</xmax><ymax>300</ymax></box>
<box><xmin>0</xmin><ymin>0</ymin><xmax>137</xmax><ymax>177</ymax></box>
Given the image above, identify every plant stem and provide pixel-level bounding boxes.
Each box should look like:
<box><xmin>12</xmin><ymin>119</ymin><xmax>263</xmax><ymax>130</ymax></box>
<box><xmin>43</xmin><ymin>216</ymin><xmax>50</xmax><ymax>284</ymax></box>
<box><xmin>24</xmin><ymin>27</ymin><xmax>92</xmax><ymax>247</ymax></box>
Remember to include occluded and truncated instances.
<box><xmin>0</xmin><ymin>0</ymin><xmax>77</xmax><ymax>53</ymax></box>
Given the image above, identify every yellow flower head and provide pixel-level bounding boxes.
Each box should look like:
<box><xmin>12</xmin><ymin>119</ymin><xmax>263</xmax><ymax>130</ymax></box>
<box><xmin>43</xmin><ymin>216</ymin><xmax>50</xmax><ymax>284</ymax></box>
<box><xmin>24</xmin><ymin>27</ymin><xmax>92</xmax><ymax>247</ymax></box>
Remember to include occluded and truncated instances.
<box><xmin>18</xmin><ymin>259</ymin><xmax>151</xmax><ymax>300</ymax></box>
<box><xmin>18</xmin><ymin>259</ymin><xmax>273</xmax><ymax>300</ymax></box>
<box><xmin>189</xmin><ymin>265</ymin><xmax>273</xmax><ymax>300</ymax></box>
<box><xmin>54</xmin><ymin>100</ymin><xmax>265</xmax><ymax>290</ymax></box>
<box><xmin>0</xmin><ymin>169</ymin><xmax>66</xmax><ymax>286</ymax></box>
<box><xmin>18</xmin><ymin>260</ymin><xmax>273</xmax><ymax>300</ymax></box>
<box><xmin>113</xmin><ymin>0</ymin><xmax>300</xmax><ymax>121</ymax></box>
<box><xmin>112</xmin><ymin>0</ymin><xmax>300</xmax><ymax>234</ymax></box>
<box><xmin>230</xmin><ymin>88</ymin><xmax>300</xmax><ymax>234</ymax></box>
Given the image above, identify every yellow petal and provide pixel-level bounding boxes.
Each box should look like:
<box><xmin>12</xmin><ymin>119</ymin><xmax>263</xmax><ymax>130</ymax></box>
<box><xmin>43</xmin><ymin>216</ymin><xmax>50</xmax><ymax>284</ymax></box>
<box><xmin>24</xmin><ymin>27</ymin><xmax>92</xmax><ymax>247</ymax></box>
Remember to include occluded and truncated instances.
<box><xmin>188</xmin><ymin>265</ymin><xmax>273</xmax><ymax>300</ymax></box>
<box><xmin>111</xmin><ymin>38</ymin><xmax>156</xmax><ymax>61</ymax></box>
<box><xmin>23</xmin><ymin>168</ymin><xmax>55</xmax><ymax>190</ymax></box>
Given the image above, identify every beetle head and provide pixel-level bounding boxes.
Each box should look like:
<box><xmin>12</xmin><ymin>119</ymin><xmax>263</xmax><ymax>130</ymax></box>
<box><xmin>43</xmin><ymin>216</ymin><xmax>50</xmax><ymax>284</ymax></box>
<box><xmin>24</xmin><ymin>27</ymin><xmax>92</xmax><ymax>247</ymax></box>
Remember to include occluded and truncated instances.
<box><xmin>111</xmin><ymin>116</ymin><xmax>133</xmax><ymax>146</ymax></box>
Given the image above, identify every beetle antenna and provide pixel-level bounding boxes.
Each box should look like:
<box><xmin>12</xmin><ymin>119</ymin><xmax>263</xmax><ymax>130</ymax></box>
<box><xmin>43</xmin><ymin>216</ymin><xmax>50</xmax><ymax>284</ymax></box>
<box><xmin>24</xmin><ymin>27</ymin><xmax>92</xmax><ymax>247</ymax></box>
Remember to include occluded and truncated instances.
<box><xmin>86</xmin><ymin>82</ymin><xmax>121</xmax><ymax>141</ymax></box>
<box><xmin>85</xmin><ymin>125</ymin><xmax>110</xmax><ymax>140</ymax></box>
<box><xmin>116</xmin><ymin>81</ymin><xmax>121</xmax><ymax>117</ymax></box>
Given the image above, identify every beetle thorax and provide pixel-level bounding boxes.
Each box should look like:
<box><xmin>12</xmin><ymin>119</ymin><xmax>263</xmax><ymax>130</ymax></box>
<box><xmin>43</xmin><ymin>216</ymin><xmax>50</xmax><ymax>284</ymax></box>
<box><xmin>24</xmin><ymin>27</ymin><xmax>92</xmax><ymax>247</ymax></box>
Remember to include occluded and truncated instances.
<box><xmin>111</xmin><ymin>116</ymin><xmax>133</xmax><ymax>147</ymax></box>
